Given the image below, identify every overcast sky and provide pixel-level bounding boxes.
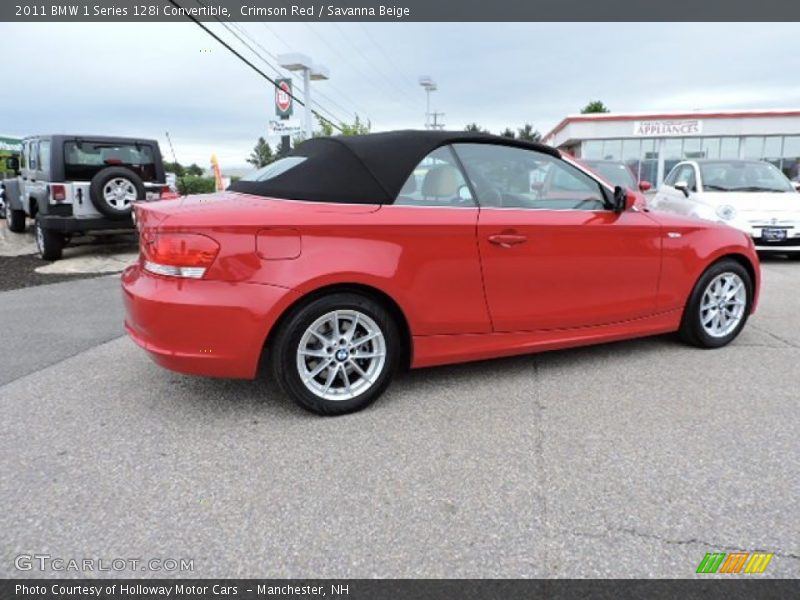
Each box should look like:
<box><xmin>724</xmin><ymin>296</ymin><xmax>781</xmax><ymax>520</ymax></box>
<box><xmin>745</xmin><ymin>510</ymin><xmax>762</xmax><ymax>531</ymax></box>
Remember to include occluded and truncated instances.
<box><xmin>1</xmin><ymin>22</ymin><xmax>799</xmax><ymax>168</ymax></box>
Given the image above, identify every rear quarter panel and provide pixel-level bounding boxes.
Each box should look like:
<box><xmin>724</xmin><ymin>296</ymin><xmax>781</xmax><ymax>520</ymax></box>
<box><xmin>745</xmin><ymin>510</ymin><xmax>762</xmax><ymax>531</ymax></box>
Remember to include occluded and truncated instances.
<box><xmin>150</xmin><ymin>195</ymin><xmax>493</xmax><ymax>337</ymax></box>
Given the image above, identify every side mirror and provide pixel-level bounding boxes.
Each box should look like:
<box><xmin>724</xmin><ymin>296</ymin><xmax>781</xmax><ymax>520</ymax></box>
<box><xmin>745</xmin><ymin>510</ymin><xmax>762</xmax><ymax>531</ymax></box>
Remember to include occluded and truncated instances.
<box><xmin>638</xmin><ymin>180</ymin><xmax>652</xmax><ymax>192</ymax></box>
<box><xmin>611</xmin><ymin>186</ymin><xmax>636</xmax><ymax>212</ymax></box>
<box><xmin>674</xmin><ymin>181</ymin><xmax>690</xmax><ymax>197</ymax></box>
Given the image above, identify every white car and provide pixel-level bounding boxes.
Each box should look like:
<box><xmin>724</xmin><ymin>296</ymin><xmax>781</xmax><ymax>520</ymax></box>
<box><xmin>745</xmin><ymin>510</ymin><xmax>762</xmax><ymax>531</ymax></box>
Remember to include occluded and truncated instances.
<box><xmin>650</xmin><ymin>159</ymin><xmax>800</xmax><ymax>257</ymax></box>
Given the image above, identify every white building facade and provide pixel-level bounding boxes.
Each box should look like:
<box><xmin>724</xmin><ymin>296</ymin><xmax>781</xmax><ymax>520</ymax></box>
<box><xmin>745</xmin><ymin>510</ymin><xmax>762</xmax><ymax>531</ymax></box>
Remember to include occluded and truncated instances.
<box><xmin>542</xmin><ymin>109</ymin><xmax>800</xmax><ymax>187</ymax></box>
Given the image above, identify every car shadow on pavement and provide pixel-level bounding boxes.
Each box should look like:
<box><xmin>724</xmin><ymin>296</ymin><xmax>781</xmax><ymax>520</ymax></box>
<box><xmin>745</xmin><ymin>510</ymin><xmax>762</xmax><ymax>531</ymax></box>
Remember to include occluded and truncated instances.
<box><xmin>151</xmin><ymin>334</ymin><xmax>679</xmax><ymax>419</ymax></box>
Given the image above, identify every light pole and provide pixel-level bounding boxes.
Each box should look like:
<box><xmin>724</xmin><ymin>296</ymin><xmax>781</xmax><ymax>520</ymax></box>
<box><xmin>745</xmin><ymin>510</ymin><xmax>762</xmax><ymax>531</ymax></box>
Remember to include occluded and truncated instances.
<box><xmin>419</xmin><ymin>76</ymin><xmax>437</xmax><ymax>129</ymax></box>
<box><xmin>277</xmin><ymin>53</ymin><xmax>330</xmax><ymax>140</ymax></box>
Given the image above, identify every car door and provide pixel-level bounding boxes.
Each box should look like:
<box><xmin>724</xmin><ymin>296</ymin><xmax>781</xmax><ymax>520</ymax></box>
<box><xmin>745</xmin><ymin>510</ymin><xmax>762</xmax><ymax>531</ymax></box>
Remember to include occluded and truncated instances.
<box><xmin>378</xmin><ymin>145</ymin><xmax>492</xmax><ymax>336</ymax></box>
<box><xmin>453</xmin><ymin>143</ymin><xmax>662</xmax><ymax>332</ymax></box>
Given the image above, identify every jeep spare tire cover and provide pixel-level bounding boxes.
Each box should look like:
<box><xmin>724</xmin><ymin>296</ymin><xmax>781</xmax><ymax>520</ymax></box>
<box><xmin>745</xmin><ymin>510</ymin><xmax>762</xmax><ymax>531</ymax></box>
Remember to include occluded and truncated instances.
<box><xmin>89</xmin><ymin>167</ymin><xmax>145</xmax><ymax>220</ymax></box>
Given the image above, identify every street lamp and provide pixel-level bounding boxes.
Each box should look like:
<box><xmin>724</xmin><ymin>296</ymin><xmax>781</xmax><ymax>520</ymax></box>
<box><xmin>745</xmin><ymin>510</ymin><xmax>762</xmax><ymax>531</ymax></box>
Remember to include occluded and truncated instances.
<box><xmin>278</xmin><ymin>53</ymin><xmax>330</xmax><ymax>140</ymax></box>
<box><xmin>419</xmin><ymin>76</ymin><xmax>437</xmax><ymax>129</ymax></box>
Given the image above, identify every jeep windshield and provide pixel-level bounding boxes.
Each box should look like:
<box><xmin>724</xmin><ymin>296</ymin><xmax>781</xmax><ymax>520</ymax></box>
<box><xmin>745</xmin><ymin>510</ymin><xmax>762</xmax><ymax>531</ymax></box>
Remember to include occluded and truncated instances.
<box><xmin>64</xmin><ymin>141</ymin><xmax>158</xmax><ymax>181</ymax></box>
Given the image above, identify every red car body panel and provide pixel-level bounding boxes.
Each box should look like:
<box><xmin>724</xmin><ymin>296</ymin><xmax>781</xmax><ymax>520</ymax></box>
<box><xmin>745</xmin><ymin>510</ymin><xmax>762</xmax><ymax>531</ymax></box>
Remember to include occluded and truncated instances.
<box><xmin>123</xmin><ymin>191</ymin><xmax>760</xmax><ymax>380</ymax></box>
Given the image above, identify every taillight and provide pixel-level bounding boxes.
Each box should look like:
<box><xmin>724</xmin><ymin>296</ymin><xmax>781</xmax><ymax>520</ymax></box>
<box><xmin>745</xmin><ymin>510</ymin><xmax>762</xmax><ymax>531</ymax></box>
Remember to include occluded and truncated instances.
<box><xmin>142</xmin><ymin>233</ymin><xmax>219</xmax><ymax>279</ymax></box>
<box><xmin>51</xmin><ymin>184</ymin><xmax>66</xmax><ymax>202</ymax></box>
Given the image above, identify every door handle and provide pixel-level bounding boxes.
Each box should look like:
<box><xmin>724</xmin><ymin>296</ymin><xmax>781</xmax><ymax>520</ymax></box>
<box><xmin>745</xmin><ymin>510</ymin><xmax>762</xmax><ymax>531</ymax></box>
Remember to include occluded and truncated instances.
<box><xmin>488</xmin><ymin>233</ymin><xmax>527</xmax><ymax>248</ymax></box>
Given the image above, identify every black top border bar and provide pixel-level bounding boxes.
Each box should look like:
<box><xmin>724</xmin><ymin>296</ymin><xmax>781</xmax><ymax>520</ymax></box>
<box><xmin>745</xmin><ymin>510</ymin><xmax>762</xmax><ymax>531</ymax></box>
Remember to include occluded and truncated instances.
<box><xmin>4</xmin><ymin>0</ymin><xmax>800</xmax><ymax>21</ymax></box>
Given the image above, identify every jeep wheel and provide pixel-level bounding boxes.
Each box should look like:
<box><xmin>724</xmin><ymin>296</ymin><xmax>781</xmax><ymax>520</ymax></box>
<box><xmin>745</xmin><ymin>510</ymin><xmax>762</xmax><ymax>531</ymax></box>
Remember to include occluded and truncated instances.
<box><xmin>35</xmin><ymin>217</ymin><xmax>65</xmax><ymax>261</ymax></box>
<box><xmin>89</xmin><ymin>167</ymin><xmax>145</xmax><ymax>220</ymax></box>
<box><xmin>6</xmin><ymin>208</ymin><xmax>26</xmax><ymax>233</ymax></box>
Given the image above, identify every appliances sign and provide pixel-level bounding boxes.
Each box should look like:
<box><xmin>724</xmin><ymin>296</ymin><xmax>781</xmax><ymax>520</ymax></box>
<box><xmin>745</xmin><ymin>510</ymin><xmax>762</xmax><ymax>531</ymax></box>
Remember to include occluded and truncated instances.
<box><xmin>633</xmin><ymin>120</ymin><xmax>702</xmax><ymax>136</ymax></box>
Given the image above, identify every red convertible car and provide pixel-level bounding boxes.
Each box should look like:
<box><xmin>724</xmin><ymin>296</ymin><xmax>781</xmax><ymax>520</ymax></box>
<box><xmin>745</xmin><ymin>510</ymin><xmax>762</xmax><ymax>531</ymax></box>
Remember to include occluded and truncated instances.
<box><xmin>123</xmin><ymin>131</ymin><xmax>760</xmax><ymax>415</ymax></box>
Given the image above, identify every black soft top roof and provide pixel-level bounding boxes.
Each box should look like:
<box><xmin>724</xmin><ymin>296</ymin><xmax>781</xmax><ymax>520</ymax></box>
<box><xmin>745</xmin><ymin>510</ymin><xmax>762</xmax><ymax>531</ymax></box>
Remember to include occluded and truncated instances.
<box><xmin>229</xmin><ymin>130</ymin><xmax>561</xmax><ymax>205</ymax></box>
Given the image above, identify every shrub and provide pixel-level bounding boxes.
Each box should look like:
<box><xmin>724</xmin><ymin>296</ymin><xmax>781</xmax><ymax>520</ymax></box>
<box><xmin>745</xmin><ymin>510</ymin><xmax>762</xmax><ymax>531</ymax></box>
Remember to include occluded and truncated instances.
<box><xmin>177</xmin><ymin>176</ymin><xmax>216</xmax><ymax>195</ymax></box>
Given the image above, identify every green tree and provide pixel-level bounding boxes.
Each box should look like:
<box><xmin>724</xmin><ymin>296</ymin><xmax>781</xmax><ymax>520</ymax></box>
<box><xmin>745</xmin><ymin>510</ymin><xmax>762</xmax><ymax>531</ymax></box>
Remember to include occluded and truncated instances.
<box><xmin>246</xmin><ymin>136</ymin><xmax>274</xmax><ymax>168</ymax></box>
<box><xmin>517</xmin><ymin>123</ymin><xmax>542</xmax><ymax>142</ymax></box>
<box><xmin>580</xmin><ymin>100</ymin><xmax>610</xmax><ymax>114</ymax></box>
<box><xmin>163</xmin><ymin>161</ymin><xmax>185</xmax><ymax>177</ymax></box>
<box><xmin>500</xmin><ymin>127</ymin><xmax>516</xmax><ymax>139</ymax></box>
<box><xmin>464</xmin><ymin>123</ymin><xmax>489</xmax><ymax>133</ymax></box>
<box><xmin>186</xmin><ymin>163</ymin><xmax>204</xmax><ymax>176</ymax></box>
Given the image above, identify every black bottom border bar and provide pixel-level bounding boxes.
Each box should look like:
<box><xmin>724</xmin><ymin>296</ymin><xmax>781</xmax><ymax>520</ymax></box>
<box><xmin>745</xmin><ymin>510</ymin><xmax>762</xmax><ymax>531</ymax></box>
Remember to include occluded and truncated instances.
<box><xmin>2</xmin><ymin>579</ymin><xmax>799</xmax><ymax>600</ymax></box>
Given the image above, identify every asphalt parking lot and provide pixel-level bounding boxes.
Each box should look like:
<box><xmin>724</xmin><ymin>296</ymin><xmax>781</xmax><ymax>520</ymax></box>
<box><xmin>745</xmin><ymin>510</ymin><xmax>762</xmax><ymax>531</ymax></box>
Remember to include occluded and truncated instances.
<box><xmin>0</xmin><ymin>258</ymin><xmax>798</xmax><ymax>579</ymax></box>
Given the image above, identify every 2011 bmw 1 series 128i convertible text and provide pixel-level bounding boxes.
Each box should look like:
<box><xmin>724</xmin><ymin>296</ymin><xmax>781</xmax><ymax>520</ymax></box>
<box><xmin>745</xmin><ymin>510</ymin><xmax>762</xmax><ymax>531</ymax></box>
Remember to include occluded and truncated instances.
<box><xmin>122</xmin><ymin>131</ymin><xmax>760</xmax><ymax>415</ymax></box>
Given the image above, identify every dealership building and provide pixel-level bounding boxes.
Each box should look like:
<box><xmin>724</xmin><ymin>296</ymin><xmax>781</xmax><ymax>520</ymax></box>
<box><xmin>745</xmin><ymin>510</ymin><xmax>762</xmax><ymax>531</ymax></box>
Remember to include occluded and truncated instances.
<box><xmin>542</xmin><ymin>109</ymin><xmax>800</xmax><ymax>187</ymax></box>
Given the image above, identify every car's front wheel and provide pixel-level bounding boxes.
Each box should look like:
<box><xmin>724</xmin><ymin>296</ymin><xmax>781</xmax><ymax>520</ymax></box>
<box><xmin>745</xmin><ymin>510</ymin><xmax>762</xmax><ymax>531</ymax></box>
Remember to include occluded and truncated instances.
<box><xmin>6</xmin><ymin>208</ymin><xmax>26</xmax><ymax>233</ymax></box>
<box><xmin>270</xmin><ymin>293</ymin><xmax>400</xmax><ymax>415</ymax></box>
<box><xmin>679</xmin><ymin>258</ymin><xmax>753</xmax><ymax>348</ymax></box>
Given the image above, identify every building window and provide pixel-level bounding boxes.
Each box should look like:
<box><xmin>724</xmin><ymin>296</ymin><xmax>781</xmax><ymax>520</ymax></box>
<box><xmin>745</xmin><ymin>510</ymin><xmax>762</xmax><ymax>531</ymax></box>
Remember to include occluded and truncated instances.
<box><xmin>783</xmin><ymin>136</ymin><xmax>800</xmax><ymax>180</ymax></box>
<box><xmin>582</xmin><ymin>140</ymin><xmax>603</xmax><ymax>160</ymax></box>
<box><xmin>601</xmin><ymin>139</ymin><xmax>622</xmax><ymax>160</ymax></box>
<box><xmin>741</xmin><ymin>136</ymin><xmax>764</xmax><ymax>159</ymax></box>
<box><xmin>682</xmin><ymin>138</ymin><xmax>704</xmax><ymax>159</ymax></box>
<box><xmin>701</xmin><ymin>138</ymin><xmax>721</xmax><ymax>159</ymax></box>
<box><xmin>719</xmin><ymin>137</ymin><xmax>739</xmax><ymax>159</ymax></box>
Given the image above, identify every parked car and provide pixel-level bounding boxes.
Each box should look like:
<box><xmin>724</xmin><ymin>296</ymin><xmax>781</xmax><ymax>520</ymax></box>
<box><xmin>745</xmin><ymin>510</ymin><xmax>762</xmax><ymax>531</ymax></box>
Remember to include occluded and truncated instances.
<box><xmin>581</xmin><ymin>159</ymin><xmax>652</xmax><ymax>192</ymax></box>
<box><xmin>123</xmin><ymin>131</ymin><xmax>760</xmax><ymax>415</ymax></box>
<box><xmin>649</xmin><ymin>159</ymin><xmax>800</xmax><ymax>257</ymax></box>
<box><xmin>3</xmin><ymin>135</ymin><xmax>168</xmax><ymax>260</ymax></box>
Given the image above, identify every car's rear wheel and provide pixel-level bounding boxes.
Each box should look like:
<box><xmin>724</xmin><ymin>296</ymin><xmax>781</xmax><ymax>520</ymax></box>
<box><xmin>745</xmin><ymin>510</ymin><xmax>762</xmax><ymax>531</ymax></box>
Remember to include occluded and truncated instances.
<box><xmin>35</xmin><ymin>216</ymin><xmax>65</xmax><ymax>261</ymax></box>
<box><xmin>6</xmin><ymin>208</ymin><xmax>26</xmax><ymax>232</ymax></box>
<box><xmin>270</xmin><ymin>293</ymin><xmax>400</xmax><ymax>415</ymax></box>
<box><xmin>679</xmin><ymin>258</ymin><xmax>752</xmax><ymax>348</ymax></box>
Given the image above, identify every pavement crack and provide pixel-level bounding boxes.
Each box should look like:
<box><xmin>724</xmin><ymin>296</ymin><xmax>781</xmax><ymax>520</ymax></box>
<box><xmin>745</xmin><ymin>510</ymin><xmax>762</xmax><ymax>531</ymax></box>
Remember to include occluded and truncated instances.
<box><xmin>564</xmin><ymin>526</ymin><xmax>800</xmax><ymax>561</ymax></box>
<box><xmin>749</xmin><ymin>323</ymin><xmax>800</xmax><ymax>348</ymax></box>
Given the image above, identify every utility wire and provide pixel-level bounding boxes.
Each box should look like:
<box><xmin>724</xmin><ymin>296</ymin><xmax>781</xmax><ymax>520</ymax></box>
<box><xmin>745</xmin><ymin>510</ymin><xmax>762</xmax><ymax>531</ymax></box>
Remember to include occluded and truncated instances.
<box><xmin>169</xmin><ymin>0</ymin><xmax>343</xmax><ymax>132</ymax></box>
<box><xmin>224</xmin><ymin>20</ymin><xmax>356</xmax><ymax>124</ymax></box>
<box><xmin>193</xmin><ymin>0</ymin><xmax>361</xmax><ymax>127</ymax></box>
<box><xmin>330</xmin><ymin>23</ymin><xmax>420</xmax><ymax>108</ymax></box>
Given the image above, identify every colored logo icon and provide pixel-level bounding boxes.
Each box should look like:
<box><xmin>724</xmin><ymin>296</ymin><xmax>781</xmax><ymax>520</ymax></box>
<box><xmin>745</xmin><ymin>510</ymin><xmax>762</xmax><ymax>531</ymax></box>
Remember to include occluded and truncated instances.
<box><xmin>696</xmin><ymin>552</ymin><xmax>773</xmax><ymax>574</ymax></box>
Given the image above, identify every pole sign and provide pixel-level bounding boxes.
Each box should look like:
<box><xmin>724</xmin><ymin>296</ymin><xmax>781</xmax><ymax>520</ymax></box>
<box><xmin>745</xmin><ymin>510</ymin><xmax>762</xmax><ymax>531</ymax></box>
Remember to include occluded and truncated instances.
<box><xmin>275</xmin><ymin>78</ymin><xmax>293</xmax><ymax>119</ymax></box>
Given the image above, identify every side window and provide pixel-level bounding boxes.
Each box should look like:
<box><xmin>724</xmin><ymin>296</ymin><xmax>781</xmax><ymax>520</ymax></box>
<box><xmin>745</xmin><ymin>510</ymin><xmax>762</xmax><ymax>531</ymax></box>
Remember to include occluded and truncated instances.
<box><xmin>20</xmin><ymin>142</ymin><xmax>27</xmax><ymax>170</ymax></box>
<box><xmin>453</xmin><ymin>143</ymin><xmax>606</xmax><ymax>210</ymax></box>
<box><xmin>394</xmin><ymin>146</ymin><xmax>474</xmax><ymax>207</ymax></box>
<box><xmin>663</xmin><ymin>165</ymin><xmax>679</xmax><ymax>186</ymax></box>
<box><xmin>29</xmin><ymin>142</ymin><xmax>38</xmax><ymax>171</ymax></box>
<box><xmin>670</xmin><ymin>164</ymin><xmax>696</xmax><ymax>190</ymax></box>
<box><xmin>39</xmin><ymin>141</ymin><xmax>51</xmax><ymax>174</ymax></box>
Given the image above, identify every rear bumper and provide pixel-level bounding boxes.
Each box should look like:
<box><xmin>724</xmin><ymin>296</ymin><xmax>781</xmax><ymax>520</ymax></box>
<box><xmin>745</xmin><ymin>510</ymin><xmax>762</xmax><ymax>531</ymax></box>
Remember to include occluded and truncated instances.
<box><xmin>40</xmin><ymin>214</ymin><xmax>134</xmax><ymax>233</ymax></box>
<box><xmin>121</xmin><ymin>264</ymin><xmax>300</xmax><ymax>379</ymax></box>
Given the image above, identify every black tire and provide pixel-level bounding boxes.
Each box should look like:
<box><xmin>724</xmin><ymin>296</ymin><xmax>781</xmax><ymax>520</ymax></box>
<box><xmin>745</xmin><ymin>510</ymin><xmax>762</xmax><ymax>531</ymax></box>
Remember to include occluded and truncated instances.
<box><xmin>7</xmin><ymin>207</ymin><xmax>26</xmax><ymax>232</ymax></box>
<box><xmin>35</xmin><ymin>216</ymin><xmax>64</xmax><ymax>261</ymax></box>
<box><xmin>679</xmin><ymin>258</ymin><xmax>753</xmax><ymax>348</ymax></box>
<box><xmin>787</xmin><ymin>253</ymin><xmax>800</xmax><ymax>261</ymax></box>
<box><xmin>269</xmin><ymin>293</ymin><xmax>401</xmax><ymax>416</ymax></box>
<box><xmin>89</xmin><ymin>167</ymin><xmax>145</xmax><ymax>220</ymax></box>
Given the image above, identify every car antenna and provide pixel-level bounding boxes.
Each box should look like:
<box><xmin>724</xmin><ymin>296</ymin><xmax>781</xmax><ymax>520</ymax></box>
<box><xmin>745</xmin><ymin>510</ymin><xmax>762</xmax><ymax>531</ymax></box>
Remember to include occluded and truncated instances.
<box><xmin>165</xmin><ymin>131</ymin><xmax>186</xmax><ymax>196</ymax></box>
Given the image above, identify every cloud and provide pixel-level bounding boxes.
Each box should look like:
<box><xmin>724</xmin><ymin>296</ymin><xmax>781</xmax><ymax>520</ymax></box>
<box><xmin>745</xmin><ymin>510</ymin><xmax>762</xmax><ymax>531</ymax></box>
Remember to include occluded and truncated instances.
<box><xmin>1</xmin><ymin>22</ymin><xmax>798</xmax><ymax>168</ymax></box>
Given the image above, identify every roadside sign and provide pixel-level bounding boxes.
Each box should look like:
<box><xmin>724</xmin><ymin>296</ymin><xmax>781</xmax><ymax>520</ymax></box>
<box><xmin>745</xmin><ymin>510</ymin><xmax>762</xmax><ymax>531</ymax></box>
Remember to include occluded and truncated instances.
<box><xmin>275</xmin><ymin>78</ymin><xmax>293</xmax><ymax>118</ymax></box>
<box><xmin>268</xmin><ymin>120</ymin><xmax>303</xmax><ymax>136</ymax></box>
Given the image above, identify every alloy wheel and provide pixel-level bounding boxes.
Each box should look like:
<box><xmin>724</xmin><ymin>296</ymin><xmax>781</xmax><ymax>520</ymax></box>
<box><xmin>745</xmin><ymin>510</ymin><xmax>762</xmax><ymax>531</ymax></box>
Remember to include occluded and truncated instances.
<box><xmin>699</xmin><ymin>272</ymin><xmax>747</xmax><ymax>338</ymax></box>
<box><xmin>296</xmin><ymin>309</ymin><xmax>387</xmax><ymax>401</ymax></box>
